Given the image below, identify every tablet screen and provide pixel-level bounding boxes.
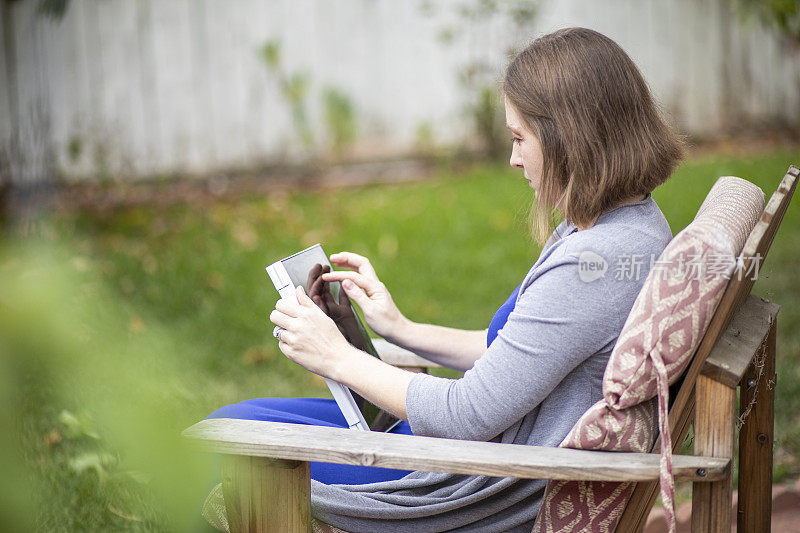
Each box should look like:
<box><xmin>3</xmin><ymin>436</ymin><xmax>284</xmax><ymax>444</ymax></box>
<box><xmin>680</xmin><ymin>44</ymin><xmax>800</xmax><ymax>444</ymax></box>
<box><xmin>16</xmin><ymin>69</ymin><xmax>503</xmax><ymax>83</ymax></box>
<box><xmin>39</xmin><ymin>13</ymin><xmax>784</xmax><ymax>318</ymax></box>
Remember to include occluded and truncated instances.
<box><xmin>280</xmin><ymin>245</ymin><xmax>378</xmax><ymax>358</ymax></box>
<box><xmin>278</xmin><ymin>244</ymin><xmax>398</xmax><ymax>431</ymax></box>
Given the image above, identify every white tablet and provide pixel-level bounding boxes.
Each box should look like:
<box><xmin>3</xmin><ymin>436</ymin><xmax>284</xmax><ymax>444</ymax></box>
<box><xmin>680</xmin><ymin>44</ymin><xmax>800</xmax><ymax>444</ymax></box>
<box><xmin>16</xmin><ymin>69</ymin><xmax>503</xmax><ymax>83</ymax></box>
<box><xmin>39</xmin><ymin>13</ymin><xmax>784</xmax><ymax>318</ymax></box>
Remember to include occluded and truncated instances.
<box><xmin>266</xmin><ymin>244</ymin><xmax>400</xmax><ymax>432</ymax></box>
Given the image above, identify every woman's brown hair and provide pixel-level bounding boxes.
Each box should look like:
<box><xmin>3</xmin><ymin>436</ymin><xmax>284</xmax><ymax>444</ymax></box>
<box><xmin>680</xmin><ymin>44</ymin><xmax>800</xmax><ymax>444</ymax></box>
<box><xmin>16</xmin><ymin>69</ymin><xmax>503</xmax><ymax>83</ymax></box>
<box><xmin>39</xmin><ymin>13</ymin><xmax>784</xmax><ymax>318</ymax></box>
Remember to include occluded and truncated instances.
<box><xmin>502</xmin><ymin>27</ymin><xmax>685</xmax><ymax>245</ymax></box>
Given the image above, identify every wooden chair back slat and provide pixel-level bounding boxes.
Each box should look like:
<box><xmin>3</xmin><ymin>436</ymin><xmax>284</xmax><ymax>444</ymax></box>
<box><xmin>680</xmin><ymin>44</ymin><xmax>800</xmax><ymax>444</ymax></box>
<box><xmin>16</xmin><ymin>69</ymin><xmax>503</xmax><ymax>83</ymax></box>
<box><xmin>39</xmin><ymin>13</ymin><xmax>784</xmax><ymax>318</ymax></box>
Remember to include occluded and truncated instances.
<box><xmin>702</xmin><ymin>295</ymin><xmax>781</xmax><ymax>388</ymax></box>
<box><xmin>615</xmin><ymin>166</ymin><xmax>799</xmax><ymax>532</ymax></box>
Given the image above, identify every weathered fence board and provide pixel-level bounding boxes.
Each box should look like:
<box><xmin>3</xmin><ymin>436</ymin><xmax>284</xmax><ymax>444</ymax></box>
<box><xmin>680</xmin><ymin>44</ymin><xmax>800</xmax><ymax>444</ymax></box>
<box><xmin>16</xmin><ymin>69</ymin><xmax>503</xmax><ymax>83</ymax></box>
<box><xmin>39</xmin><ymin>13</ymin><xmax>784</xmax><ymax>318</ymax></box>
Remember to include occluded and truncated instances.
<box><xmin>3</xmin><ymin>0</ymin><xmax>799</xmax><ymax>184</ymax></box>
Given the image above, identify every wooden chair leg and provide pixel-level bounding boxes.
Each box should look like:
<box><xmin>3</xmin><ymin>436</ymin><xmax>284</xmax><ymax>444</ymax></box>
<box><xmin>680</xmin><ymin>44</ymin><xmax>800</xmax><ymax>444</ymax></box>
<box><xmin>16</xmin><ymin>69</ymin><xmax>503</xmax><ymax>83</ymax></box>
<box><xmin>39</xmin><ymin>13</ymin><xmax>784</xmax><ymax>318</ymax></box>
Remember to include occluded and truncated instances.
<box><xmin>221</xmin><ymin>455</ymin><xmax>311</xmax><ymax>533</ymax></box>
<box><xmin>737</xmin><ymin>319</ymin><xmax>776</xmax><ymax>532</ymax></box>
<box><xmin>692</xmin><ymin>375</ymin><xmax>736</xmax><ymax>532</ymax></box>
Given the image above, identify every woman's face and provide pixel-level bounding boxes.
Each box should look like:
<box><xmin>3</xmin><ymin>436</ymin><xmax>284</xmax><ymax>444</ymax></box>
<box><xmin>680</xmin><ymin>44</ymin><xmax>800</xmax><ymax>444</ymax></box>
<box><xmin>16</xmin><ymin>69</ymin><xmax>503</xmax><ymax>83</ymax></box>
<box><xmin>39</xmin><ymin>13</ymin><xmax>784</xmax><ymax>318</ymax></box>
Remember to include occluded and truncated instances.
<box><xmin>504</xmin><ymin>95</ymin><xmax>543</xmax><ymax>191</ymax></box>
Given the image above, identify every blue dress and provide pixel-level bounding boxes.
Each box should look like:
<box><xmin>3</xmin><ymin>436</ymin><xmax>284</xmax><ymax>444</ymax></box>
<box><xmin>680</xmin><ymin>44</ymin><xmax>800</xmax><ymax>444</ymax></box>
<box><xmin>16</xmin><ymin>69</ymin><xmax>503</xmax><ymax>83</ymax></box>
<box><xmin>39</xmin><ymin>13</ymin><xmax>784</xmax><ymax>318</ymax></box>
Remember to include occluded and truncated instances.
<box><xmin>207</xmin><ymin>285</ymin><xmax>520</xmax><ymax>485</ymax></box>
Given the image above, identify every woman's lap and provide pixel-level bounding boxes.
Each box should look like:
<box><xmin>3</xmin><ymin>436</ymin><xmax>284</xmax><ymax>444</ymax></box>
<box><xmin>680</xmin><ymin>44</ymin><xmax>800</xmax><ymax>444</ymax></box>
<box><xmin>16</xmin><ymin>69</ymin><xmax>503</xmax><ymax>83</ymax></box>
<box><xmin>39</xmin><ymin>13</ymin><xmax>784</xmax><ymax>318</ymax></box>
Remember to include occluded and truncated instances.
<box><xmin>206</xmin><ymin>397</ymin><xmax>413</xmax><ymax>485</ymax></box>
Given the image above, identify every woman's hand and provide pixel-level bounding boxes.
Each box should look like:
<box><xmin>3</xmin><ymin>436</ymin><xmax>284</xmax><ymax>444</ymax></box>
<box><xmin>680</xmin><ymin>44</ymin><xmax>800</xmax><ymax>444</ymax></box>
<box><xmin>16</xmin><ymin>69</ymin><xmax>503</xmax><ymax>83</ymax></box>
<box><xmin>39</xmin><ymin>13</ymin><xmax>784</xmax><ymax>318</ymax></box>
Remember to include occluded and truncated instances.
<box><xmin>321</xmin><ymin>252</ymin><xmax>408</xmax><ymax>340</ymax></box>
<box><xmin>269</xmin><ymin>285</ymin><xmax>355</xmax><ymax>378</ymax></box>
<box><xmin>271</xmin><ymin>285</ymin><xmax>413</xmax><ymax>421</ymax></box>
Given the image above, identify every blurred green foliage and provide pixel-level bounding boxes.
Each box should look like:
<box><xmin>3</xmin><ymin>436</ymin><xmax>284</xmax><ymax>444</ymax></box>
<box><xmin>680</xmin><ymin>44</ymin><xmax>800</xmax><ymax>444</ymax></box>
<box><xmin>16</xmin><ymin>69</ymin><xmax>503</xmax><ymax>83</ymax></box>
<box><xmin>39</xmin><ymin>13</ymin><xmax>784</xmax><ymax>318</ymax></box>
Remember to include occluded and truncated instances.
<box><xmin>0</xmin><ymin>242</ymin><xmax>218</xmax><ymax>530</ymax></box>
<box><xmin>259</xmin><ymin>40</ymin><xmax>314</xmax><ymax>149</ymax></box>
<box><xmin>36</xmin><ymin>0</ymin><xmax>70</xmax><ymax>19</ymax></box>
<box><xmin>736</xmin><ymin>0</ymin><xmax>800</xmax><ymax>43</ymax></box>
<box><xmin>259</xmin><ymin>40</ymin><xmax>281</xmax><ymax>71</ymax></box>
<box><xmin>1</xmin><ymin>148</ymin><xmax>799</xmax><ymax>529</ymax></box>
<box><xmin>432</xmin><ymin>0</ymin><xmax>538</xmax><ymax>158</ymax></box>
<box><xmin>322</xmin><ymin>87</ymin><xmax>357</xmax><ymax>157</ymax></box>
<box><xmin>259</xmin><ymin>40</ymin><xmax>358</xmax><ymax>157</ymax></box>
<box><xmin>280</xmin><ymin>72</ymin><xmax>314</xmax><ymax>148</ymax></box>
<box><xmin>415</xmin><ymin>121</ymin><xmax>436</xmax><ymax>154</ymax></box>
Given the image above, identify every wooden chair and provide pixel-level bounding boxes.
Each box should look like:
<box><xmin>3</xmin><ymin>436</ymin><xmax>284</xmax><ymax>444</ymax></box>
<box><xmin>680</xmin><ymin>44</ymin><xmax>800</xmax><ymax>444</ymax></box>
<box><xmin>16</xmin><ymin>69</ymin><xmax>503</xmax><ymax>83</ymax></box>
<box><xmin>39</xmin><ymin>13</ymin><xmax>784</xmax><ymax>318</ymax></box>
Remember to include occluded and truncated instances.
<box><xmin>184</xmin><ymin>165</ymin><xmax>798</xmax><ymax>533</ymax></box>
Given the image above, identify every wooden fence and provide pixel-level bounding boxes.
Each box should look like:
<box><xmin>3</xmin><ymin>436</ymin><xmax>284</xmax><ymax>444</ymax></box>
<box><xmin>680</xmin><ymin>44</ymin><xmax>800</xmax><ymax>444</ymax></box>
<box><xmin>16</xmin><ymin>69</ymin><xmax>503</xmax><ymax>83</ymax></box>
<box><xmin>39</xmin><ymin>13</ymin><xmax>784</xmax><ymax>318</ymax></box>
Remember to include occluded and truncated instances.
<box><xmin>1</xmin><ymin>0</ymin><xmax>798</xmax><ymax>184</ymax></box>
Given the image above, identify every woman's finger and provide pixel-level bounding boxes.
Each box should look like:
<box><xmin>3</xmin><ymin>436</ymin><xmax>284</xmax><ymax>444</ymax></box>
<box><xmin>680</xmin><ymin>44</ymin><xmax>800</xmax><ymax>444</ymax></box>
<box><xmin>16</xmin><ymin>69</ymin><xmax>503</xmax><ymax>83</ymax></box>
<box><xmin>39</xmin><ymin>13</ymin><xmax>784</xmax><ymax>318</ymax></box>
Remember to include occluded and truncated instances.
<box><xmin>277</xmin><ymin>330</ymin><xmax>295</xmax><ymax>345</ymax></box>
<box><xmin>320</xmin><ymin>271</ymin><xmax>381</xmax><ymax>296</ymax></box>
<box><xmin>277</xmin><ymin>339</ymin><xmax>292</xmax><ymax>356</ymax></box>
<box><xmin>296</xmin><ymin>285</ymin><xmax>316</xmax><ymax>308</ymax></box>
<box><xmin>340</xmin><ymin>278</ymin><xmax>371</xmax><ymax>309</ymax></box>
<box><xmin>275</xmin><ymin>297</ymin><xmax>300</xmax><ymax>316</ymax></box>
<box><xmin>329</xmin><ymin>252</ymin><xmax>378</xmax><ymax>280</ymax></box>
<box><xmin>269</xmin><ymin>309</ymin><xmax>293</xmax><ymax>329</ymax></box>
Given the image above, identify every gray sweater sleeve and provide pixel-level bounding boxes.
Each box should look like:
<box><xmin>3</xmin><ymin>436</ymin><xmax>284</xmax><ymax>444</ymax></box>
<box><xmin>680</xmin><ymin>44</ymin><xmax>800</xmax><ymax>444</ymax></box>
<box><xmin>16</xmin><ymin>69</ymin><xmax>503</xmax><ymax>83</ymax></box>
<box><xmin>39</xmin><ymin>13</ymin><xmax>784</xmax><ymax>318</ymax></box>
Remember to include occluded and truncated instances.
<box><xmin>405</xmin><ymin>250</ymin><xmax>617</xmax><ymax>441</ymax></box>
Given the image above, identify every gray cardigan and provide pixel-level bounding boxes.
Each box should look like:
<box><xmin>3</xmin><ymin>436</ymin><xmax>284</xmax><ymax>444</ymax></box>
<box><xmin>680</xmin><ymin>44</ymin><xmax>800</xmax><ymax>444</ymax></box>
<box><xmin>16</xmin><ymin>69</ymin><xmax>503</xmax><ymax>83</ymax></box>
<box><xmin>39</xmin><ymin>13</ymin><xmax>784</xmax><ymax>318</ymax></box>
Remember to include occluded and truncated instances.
<box><xmin>312</xmin><ymin>195</ymin><xmax>672</xmax><ymax>532</ymax></box>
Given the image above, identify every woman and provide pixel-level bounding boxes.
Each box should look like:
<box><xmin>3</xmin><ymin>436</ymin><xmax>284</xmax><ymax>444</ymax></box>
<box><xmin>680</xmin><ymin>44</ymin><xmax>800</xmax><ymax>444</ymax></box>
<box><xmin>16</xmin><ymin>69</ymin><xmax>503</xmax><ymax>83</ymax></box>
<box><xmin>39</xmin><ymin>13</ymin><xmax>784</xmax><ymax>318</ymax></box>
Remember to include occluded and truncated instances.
<box><xmin>209</xmin><ymin>27</ymin><xmax>683</xmax><ymax>532</ymax></box>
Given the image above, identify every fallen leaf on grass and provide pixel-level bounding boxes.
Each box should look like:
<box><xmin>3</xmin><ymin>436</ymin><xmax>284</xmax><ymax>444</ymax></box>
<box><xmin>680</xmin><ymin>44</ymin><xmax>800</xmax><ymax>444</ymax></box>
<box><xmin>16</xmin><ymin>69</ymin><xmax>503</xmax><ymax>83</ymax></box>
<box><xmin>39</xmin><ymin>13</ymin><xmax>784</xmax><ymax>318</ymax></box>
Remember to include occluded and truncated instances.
<box><xmin>71</xmin><ymin>256</ymin><xmax>89</xmax><ymax>272</ymax></box>
<box><xmin>242</xmin><ymin>346</ymin><xmax>274</xmax><ymax>365</ymax></box>
<box><xmin>129</xmin><ymin>316</ymin><xmax>146</xmax><ymax>334</ymax></box>
<box><xmin>204</xmin><ymin>271</ymin><xmax>226</xmax><ymax>291</ymax></box>
<box><xmin>44</xmin><ymin>429</ymin><xmax>62</xmax><ymax>447</ymax></box>
<box><xmin>378</xmin><ymin>234</ymin><xmax>398</xmax><ymax>259</ymax></box>
<box><xmin>231</xmin><ymin>221</ymin><xmax>258</xmax><ymax>249</ymax></box>
<box><xmin>141</xmin><ymin>255</ymin><xmax>158</xmax><ymax>274</ymax></box>
<box><xmin>268</xmin><ymin>191</ymin><xmax>290</xmax><ymax>213</ymax></box>
<box><xmin>490</xmin><ymin>209</ymin><xmax>511</xmax><ymax>230</ymax></box>
<box><xmin>302</xmin><ymin>229</ymin><xmax>324</xmax><ymax>247</ymax></box>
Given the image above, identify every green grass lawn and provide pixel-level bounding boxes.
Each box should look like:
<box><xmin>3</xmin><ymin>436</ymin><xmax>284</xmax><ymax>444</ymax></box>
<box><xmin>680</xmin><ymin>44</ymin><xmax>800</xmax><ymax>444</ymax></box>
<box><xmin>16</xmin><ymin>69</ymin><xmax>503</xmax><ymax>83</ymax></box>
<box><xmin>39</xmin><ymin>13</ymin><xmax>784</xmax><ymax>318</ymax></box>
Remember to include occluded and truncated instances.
<box><xmin>2</xmin><ymin>147</ymin><xmax>799</xmax><ymax>530</ymax></box>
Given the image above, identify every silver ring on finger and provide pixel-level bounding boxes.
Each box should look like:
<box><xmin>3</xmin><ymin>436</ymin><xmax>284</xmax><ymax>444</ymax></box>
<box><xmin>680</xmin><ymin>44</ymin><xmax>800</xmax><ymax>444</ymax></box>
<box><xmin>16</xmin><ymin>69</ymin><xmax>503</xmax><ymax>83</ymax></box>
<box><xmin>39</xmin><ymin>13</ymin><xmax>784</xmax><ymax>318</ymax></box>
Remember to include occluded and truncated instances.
<box><xmin>272</xmin><ymin>326</ymin><xmax>284</xmax><ymax>341</ymax></box>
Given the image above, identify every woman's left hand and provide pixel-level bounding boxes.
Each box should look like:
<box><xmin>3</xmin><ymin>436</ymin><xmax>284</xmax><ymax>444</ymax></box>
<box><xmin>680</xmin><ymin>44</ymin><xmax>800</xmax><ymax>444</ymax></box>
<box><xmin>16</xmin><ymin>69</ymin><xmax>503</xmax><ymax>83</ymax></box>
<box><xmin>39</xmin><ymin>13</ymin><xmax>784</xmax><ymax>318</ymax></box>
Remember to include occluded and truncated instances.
<box><xmin>269</xmin><ymin>285</ymin><xmax>353</xmax><ymax>378</ymax></box>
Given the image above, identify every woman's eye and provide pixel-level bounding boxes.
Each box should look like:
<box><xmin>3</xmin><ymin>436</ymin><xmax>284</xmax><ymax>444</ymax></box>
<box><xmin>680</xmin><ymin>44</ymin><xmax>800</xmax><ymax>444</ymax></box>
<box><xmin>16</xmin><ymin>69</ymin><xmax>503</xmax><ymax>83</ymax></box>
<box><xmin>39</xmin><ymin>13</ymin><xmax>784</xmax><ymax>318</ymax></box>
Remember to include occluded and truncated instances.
<box><xmin>511</xmin><ymin>137</ymin><xmax>522</xmax><ymax>144</ymax></box>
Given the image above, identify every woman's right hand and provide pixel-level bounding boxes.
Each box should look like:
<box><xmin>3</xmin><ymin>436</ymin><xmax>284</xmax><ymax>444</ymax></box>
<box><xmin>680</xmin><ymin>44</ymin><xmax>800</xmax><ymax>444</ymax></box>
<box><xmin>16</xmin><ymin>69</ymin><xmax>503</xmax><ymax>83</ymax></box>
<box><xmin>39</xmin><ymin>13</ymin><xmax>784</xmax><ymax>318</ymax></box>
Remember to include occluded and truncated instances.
<box><xmin>321</xmin><ymin>252</ymin><xmax>407</xmax><ymax>340</ymax></box>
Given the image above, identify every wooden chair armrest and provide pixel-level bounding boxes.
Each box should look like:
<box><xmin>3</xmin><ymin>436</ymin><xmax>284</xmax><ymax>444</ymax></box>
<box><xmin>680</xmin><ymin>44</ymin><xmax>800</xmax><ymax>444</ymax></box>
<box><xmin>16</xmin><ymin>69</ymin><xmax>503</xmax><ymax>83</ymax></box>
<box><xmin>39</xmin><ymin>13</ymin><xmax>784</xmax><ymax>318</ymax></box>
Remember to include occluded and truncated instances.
<box><xmin>371</xmin><ymin>338</ymin><xmax>441</xmax><ymax>368</ymax></box>
<box><xmin>702</xmin><ymin>293</ymin><xmax>779</xmax><ymax>388</ymax></box>
<box><xmin>183</xmin><ymin>418</ymin><xmax>726</xmax><ymax>483</ymax></box>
